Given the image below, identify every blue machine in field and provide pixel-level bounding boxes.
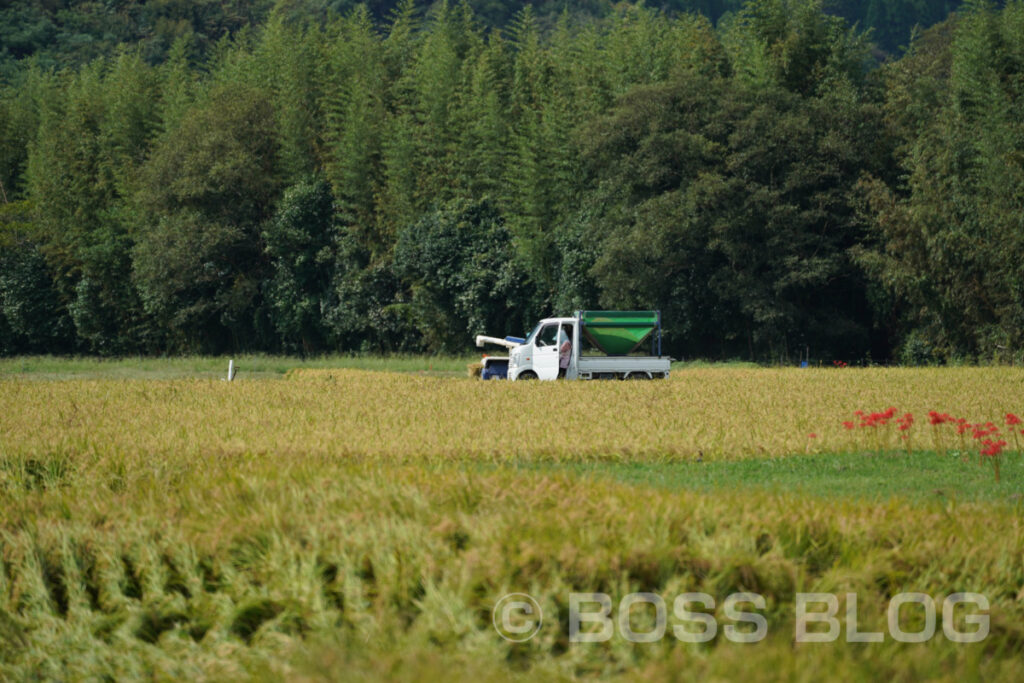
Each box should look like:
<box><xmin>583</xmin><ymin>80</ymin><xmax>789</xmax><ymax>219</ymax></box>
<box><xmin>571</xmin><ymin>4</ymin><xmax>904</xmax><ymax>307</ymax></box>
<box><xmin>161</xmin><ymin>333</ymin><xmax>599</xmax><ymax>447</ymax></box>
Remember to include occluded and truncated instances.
<box><xmin>480</xmin><ymin>357</ymin><xmax>509</xmax><ymax>380</ymax></box>
<box><xmin>476</xmin><ymin>336</ymin><xmax>521</xmax><ymax>380</ymax></box>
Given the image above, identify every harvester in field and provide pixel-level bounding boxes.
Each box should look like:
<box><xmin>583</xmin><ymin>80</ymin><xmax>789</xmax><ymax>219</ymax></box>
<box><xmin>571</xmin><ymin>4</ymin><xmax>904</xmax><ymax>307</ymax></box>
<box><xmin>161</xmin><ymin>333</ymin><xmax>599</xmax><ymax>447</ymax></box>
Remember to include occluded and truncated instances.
<box><xmin>475</xmin><ymin>310</ymin><xmax>670</xmax><ymax>380</ymax></box>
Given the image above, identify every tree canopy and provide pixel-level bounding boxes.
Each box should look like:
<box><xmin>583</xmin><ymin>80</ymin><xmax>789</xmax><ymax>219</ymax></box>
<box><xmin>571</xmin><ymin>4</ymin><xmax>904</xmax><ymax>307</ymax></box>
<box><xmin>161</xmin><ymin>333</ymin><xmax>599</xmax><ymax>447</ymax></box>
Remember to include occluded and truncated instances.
<box><xmin>1</xmin><ymin>0</ymin><xmax>1021</xmax><ymax>363</ymax></box>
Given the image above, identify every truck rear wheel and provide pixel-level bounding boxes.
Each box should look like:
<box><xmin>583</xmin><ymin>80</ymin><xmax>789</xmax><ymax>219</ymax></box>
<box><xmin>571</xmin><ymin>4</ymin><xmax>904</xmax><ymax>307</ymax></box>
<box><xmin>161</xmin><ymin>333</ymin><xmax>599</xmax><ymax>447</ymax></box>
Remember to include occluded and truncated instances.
<box><xmin>517</xmin><ymin>371</ymin><xmax>538</xmax><ymax>380</ymax></box>
<box><xmin>624</xmin><ymin>372</ymin><xmax>652</xmax><ymax>380</ymax></box>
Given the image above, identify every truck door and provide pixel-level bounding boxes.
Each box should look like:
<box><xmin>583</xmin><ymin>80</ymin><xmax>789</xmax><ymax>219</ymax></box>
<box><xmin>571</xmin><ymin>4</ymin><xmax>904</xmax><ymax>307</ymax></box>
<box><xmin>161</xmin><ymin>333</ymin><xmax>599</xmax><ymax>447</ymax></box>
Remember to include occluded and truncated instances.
<box><xmin>533</xmin><ymin>323</ymin><xmax>560</xmax><ymax>380</ymax></box>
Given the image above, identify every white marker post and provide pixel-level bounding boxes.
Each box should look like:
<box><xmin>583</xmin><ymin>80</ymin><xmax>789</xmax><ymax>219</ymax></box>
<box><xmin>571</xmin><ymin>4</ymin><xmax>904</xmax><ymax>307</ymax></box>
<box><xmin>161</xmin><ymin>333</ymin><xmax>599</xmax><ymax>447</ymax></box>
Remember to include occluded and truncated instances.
<box><xmin>227</xmin><ymin>359</ymin><xmax>236</xmax><ymax>381</ymax></box>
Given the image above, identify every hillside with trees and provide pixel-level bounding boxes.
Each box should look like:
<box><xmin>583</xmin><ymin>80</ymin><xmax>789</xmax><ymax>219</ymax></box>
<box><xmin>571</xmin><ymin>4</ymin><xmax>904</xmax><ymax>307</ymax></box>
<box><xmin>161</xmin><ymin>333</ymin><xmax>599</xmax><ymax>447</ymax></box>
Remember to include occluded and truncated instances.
<box><xmin>1</xmin><ymin>0</ymin><xmax>1022</xmax><ymax>363</ymax></box>
<box><xmin>0</xmin><ymin>0</ymin><xmax>971</xmax><ymax>77</ymax></box>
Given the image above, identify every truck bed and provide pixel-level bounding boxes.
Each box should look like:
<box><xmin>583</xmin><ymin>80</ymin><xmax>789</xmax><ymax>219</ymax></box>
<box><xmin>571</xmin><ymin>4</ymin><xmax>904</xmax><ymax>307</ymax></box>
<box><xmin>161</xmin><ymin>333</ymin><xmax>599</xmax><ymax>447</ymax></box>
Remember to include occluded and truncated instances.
<box><xmin>576</xmin><ymin>355</ymin><xmax>671</xmax><ymax>379</ymax></box>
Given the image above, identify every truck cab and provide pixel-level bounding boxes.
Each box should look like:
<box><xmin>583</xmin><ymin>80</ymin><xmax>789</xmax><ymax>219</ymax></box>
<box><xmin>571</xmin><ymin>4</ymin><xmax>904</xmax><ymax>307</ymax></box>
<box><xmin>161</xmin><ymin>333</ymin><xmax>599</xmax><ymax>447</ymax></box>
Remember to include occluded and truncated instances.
<box><xmin>509</xmin><ymin>317</ymin><xmax>577</xmax><ymax>380</ymax></box>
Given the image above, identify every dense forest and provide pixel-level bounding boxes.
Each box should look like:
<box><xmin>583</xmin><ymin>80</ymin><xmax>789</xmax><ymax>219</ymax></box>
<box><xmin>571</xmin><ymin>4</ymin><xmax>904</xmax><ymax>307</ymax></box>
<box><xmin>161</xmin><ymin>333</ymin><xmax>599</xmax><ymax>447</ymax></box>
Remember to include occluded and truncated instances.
<box><xmin>0</xmin><ymin>0</ymin><xmax>967</xmax><ymax>74</ymax></box>
<box><xmin>0</xmin><ymin>0</ymin><xmax>1022</xmax><ymax>363</ymax></box>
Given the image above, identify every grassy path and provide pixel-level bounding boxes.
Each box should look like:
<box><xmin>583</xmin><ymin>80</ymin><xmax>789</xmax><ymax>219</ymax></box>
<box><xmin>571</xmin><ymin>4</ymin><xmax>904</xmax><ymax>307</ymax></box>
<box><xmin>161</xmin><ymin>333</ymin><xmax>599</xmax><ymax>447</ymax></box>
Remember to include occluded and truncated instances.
<box><xmin>510</xmin><ymin>451</ymin><xmax>1024</xmax><ymax>504</ymax></box>
<box><xmin>0</xmin><ymin>354</ymin><xmax>476</xmax><ymax>380</ymax></box>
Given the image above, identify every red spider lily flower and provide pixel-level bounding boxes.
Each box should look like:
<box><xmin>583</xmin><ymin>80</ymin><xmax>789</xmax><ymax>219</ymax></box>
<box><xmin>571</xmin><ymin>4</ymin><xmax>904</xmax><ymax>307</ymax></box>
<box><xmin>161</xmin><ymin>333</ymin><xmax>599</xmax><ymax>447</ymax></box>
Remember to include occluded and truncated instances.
<box><xmin>808</xmin><ymin>433</ymin><xmax>817</xmax><ymax>439</ymax></box>
<box><xmin>872</xmin><ymin>411</ymin><xmax>891</xmax><ymax>425</ymax></box>
<box><xmin>980</xmin><ymin>440</ymin><xmax>1007</xmax><ymax>457</ymax></box>
<box><xmin>842</xmin><ymin>421</ymin><xmax>855</xmax><ymax>430</ymax></box>
<box><xmin>1006</xmin><ymin>413</ymin><xmax>1022</xmax><ymax>426</ymax></box>
<box><xmin>971</xmin><ymin>423</ymin><xmax>1000</xmax><ymax>439</ymax></box>
<box><xmin>957</xmin><ymin>423</ymin><xmax>972</xmax><ymax>435</ymax></box>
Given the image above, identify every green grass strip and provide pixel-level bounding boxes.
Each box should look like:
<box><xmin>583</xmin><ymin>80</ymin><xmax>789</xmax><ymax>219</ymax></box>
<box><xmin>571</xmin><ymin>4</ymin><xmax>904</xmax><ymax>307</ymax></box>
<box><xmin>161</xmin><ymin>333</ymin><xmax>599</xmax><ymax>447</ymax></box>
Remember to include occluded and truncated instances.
<box><xmin>503</xmin><ymin>451</ymin><xmax>1024</xmax><ymax>505</ymax></box>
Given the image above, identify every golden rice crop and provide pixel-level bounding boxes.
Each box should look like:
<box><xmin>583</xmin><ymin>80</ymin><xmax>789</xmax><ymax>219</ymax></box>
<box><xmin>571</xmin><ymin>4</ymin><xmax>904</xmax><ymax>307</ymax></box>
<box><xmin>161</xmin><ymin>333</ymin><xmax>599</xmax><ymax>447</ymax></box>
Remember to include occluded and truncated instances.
<box><xmin>2</xmin><ymin>366</ymin><xmax>1023</xmax><ymax>679</ymax></box>
<box><xmin>2</xmin><ymin>367</ymin><xmax>1022</xmax><ymax>467</ymax></box>
<box><xmin>0</xmin><ymin>462</ymin><xmax>1021</xmax><ymax>680</ymax></box>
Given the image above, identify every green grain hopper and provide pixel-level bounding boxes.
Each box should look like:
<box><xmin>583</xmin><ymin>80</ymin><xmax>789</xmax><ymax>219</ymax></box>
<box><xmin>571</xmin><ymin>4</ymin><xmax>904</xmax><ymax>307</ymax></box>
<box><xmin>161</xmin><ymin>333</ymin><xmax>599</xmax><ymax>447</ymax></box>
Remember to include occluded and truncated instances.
<box><xmin>578</xmin><ymin>310</ymin><xmax>662</xmax><ymax>356</ymax></box>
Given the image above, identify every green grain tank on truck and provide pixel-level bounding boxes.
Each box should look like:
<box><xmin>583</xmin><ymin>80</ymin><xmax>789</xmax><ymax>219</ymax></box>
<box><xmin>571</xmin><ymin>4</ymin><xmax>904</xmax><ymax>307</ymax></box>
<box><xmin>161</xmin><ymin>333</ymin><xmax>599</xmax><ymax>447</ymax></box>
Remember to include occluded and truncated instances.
<box><xmin>474</xmin><ymin>311</ymin><xmax>671</xmax><ymax>380</ymax></box>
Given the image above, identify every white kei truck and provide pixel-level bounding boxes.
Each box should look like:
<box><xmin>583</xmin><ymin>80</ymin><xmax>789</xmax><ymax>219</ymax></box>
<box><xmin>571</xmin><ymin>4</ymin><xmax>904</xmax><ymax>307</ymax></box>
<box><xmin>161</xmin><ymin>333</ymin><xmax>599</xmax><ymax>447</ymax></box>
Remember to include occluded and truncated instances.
<box><xmin>475</xmin><ymin>310</ymin><xmax>671</xmax><ymax>380</ymax></box>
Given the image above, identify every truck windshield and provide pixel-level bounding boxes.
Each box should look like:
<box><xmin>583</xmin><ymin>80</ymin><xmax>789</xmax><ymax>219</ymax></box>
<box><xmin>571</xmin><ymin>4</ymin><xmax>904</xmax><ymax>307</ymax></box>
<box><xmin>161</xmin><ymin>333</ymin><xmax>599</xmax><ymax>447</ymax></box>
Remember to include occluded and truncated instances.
<box><xmin>523</xmin><ymin>321</ymin><xmax>543</xmax><ymax>345</ymax></box>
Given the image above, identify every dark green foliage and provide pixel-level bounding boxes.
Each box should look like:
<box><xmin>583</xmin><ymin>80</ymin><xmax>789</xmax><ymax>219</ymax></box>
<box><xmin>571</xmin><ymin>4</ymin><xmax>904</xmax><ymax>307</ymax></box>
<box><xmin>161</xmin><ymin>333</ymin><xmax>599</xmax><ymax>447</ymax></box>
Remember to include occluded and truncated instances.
<box><xmin>132</xmin><ymin>85</ymin><xmax>280</xmax><ymax>353</ymax></box>
<box><xmin>829</xmin><ymin>0</ymin><xmax>964</xmax><ymax>54</ymax></box>
<box><xmin>0</xmin><ymin>0</ymin><xmax>1019</xmax><ymax>361</ymax></box>
<box><xmin>0</xmin><ymin>0</ymin><xmax>277</xmax><ymax>76</ymax></box>
<box><xmin>263</xmin><ymin>177</ymin><xmax>336</xmax><ymax>353</ymax></box>
<box><xmin>324</xmin><ymin>243</ymin><xmax>420</xmax><ymax>353</ymax></box>
<box><xmin>394</xmin><ymin>198</ymin><xmax>531</xmax><ymax>350</ymax></box>
<box><xmin>579</xmin><ymin>7</ymin><xmax>888</xmax><ymax>361</ymax></box>
<box><xmin>859</xmin><ymin>1</ymin><xmax>1024</xmax><ymax>363</ymax></box>
<box><xmin>20</xmin><ymin>54</ymin><xmax>161</xmax><ymax>353</ymax></box>
<box><xmin>0</xmin><ymin>240</ymin><xmax>70</xmax><ymax>353</ymax></box>
<box><xmin>0</xmin><ymin>202</ymin><xmax>72</xmax><ymax>354</ymax></box>
<box><xmin>137</xmin><ymin>85</ymin><xmax>280</xmax><ymax>228</ymax></box>
<box><xmin>0</xmin><ymin>2</ymin><xmax>967</xmax><ymax>84</ymax></box>
<box><xmin>132</xmin><ymin>212</ymin><xmax>253</xmax><ymax>353</ymax></box>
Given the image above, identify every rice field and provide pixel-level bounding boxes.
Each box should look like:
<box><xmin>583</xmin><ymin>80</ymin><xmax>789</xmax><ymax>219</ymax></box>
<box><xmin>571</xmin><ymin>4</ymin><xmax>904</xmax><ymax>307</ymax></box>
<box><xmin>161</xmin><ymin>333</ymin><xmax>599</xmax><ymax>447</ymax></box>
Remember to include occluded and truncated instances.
<box><xmin>1</xmin><ymin>363</ymin><xmax>1023</xmax><ymax>680</ymax></box>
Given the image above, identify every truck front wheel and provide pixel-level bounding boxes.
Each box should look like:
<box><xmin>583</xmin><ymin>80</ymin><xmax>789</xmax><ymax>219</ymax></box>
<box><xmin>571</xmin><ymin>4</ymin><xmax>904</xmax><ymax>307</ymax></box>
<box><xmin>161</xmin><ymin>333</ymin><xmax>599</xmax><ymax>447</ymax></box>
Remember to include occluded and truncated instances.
<box><xmin>517</xmin><ymin>371</ymin><xmax>538</xmax><ymax>380</ymax></box>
